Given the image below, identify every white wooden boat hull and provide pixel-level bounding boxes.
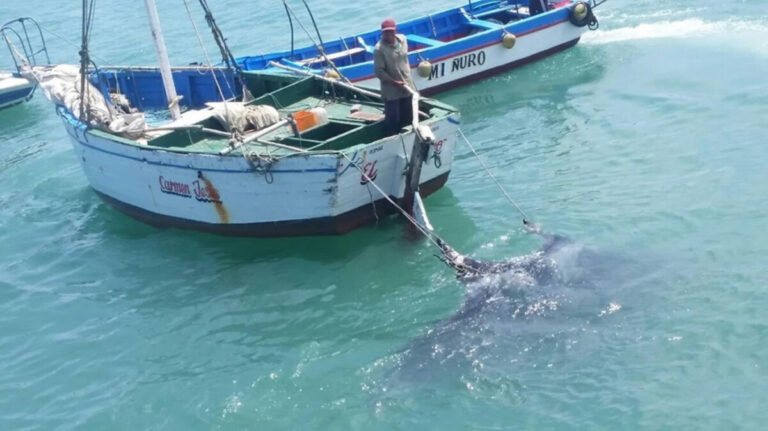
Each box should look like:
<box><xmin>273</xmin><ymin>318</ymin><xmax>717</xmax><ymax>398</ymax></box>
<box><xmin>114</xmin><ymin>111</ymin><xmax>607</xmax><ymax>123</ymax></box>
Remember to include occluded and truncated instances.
<box><xmin>0</xmin><ymin>74</ymin><xmax>35</xmax><ymax>110</ymax></box>
<box><xmin>58</xmin><ymin>108</ymin><xmax>459</xmax><ymax>236</ymax></box>
<box><xmin>354</xmin><ymin>19</ymin><xmax>585</xmax><ymax>95</ymax></box>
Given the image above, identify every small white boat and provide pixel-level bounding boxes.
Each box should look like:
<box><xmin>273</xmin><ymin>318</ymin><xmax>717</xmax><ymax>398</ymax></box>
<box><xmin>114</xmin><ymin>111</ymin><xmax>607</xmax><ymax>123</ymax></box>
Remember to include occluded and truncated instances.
<box><xmin>1</xmin><ymin>17</ymin><xmax>50</xmax><ymax>110</ymax></box>
<box><xmin>0</xmin><ymin>72</ymin><xmax>35</xmax><ymax>110</ymax></box>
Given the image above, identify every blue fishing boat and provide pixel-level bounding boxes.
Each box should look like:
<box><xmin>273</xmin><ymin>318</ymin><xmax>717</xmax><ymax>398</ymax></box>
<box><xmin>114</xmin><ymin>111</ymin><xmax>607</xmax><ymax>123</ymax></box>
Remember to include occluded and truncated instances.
<box><xmin>88</xmin><ymin>0</ymin><xmax>605</xmax><ymax>110</ymax></box>
<box><xmin>237</xmin><ymin>0</ymin><xmax>605</xmax><ymax>95</ymax></box>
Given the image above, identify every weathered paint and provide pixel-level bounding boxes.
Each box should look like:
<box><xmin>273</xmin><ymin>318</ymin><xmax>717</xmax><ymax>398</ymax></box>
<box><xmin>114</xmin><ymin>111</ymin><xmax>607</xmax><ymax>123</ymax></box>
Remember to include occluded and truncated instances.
<box><xmin>197</xmin><ymin>171</ymin><xmax>229</xmax><ymax>224</ymax></box>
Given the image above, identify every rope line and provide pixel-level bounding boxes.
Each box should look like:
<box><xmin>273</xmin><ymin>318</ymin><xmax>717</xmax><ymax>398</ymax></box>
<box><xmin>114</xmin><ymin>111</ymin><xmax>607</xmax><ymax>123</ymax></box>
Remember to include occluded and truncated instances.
<box><xmin>457</xmin><ymin>128</ymin><xmax>533</xmax><ymax>226</ymax></box>
<box><xmin>339</xmin><ymin>152</ymin><xmax>445</xmax><ymax>250</ymax></box>
<box><xmin>33</xmin><ymin>23</ymin><xmax>108</xmax><ymax>64</ymax></box>
<box><xmin>182</xmin><ymin>0</ymin><xmax>229</xmax><ymax>105</ymax></box>
<box><xmin>281</xmin><ymin>1</ymin><xmax>351</xmax><ymax>84</ymax></box>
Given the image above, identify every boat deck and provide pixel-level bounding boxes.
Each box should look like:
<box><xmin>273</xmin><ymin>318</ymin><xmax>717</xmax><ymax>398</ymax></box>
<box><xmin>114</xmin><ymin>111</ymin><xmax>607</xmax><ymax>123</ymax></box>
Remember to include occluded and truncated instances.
<box><xmin>144</xmin><ymin>95</ymin><xmax>388</xmax><ymax>157</ymax></box>
<box><xmin>95</xmin><ymin>71</ymin><xmax>455</xmax><ymax>158</ymax></box>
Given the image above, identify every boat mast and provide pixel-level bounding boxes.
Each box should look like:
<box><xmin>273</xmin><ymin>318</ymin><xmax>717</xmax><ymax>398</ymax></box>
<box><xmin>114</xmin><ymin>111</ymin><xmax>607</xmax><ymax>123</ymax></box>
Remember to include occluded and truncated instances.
<box><xmin>143</xmin><ymin>0</ymin><xmax>181</xmax><ymax>120</ymax></box>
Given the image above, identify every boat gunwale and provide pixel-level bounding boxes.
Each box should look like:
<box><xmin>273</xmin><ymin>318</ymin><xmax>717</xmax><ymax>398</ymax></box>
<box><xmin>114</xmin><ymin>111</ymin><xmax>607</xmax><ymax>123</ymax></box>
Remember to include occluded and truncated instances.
<box><xmin>56</xmin><ymin>103</ymin><xmax>458</xmax><ymax>175</ymax></box>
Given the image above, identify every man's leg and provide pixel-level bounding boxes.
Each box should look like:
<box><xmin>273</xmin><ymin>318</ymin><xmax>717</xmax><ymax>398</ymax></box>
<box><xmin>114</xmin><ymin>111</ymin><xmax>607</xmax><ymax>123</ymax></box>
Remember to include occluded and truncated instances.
<box><xmin>399</xmin><ymin>94</ymin><xmax>414</xmax><ymax>129</ymax></box>
<box><xmin>384</xmin><ymin>98</ymin><xmax>401</xmax><ymax>135</ymax></box>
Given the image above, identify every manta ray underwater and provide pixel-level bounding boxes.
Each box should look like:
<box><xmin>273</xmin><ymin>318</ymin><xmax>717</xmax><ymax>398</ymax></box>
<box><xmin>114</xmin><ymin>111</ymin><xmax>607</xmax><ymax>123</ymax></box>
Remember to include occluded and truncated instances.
<box><xmin>377</xmin><ymin>225</ymin><xmax>640</xmax><ymax>390</ymax></box>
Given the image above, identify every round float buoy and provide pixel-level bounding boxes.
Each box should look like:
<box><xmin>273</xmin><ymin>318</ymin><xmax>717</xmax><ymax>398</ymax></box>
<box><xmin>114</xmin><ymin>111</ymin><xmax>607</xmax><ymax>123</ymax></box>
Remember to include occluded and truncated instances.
<box><xmin>501</xmin><ymin>32</ymin><xmax>516</xmax><ymax>49</ymax></box>
<box><xmin>417</xmin><ymin>61</ymin><xmax>432</xmax><ymax>78</ymax></box>
<box><xmin>324</xmin><ymin>69</ymin><xmax>340</xmax><ymax>80</ymax></box>
<box><xmin>569</xmin><ymin>2</ymin><xmax>592</xmax><ymax>27</ymax></box>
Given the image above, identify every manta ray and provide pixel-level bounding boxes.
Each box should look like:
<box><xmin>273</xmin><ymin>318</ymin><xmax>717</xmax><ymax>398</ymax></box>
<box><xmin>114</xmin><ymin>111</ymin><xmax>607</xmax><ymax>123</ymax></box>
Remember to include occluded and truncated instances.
<box><xmin>381</xmin><ymin>230</ymin><xmax>634</xmax><ymax>388</ymax></box>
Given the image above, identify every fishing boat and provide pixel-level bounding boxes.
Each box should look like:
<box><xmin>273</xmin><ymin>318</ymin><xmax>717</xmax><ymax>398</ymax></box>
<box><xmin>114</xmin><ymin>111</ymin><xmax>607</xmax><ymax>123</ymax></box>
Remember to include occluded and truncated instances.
<box><xmin>236</xmin><ymin>0</ymin><xmax>605</xmax><ymax>95</ymax></box>
<box><xmin>0</xmin><ymin>72</ymin><xmax>34</xmax><ymax>110</ymax></box>
<box><xmin>14</xmin><ymin>1</ymin><xmax>459</xmax><ymax>237</ymax></box>
<box><xmin>0</xmin><ymin>18</ymin><xmax>49</xmax><ymax>110</ymax></box>
<box><xmin>87</xmin><ymin>0</ymin><xmax>605</xmax><ymax>108</ymax></box>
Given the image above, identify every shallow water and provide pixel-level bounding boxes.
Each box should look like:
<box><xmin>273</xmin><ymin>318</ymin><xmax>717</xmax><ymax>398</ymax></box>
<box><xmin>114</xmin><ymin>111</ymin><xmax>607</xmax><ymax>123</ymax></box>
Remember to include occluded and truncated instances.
<box><xmin>1</xmin><ymin>0</ymin><xmax>767</xmax><ymax>429</ymax></box>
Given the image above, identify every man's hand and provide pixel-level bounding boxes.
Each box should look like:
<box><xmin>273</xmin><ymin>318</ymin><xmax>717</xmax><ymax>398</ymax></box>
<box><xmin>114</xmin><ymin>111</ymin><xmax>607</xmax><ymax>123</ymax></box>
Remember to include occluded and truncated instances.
<box><xmin>392</xmin><ymin>79</ymin><xmax>406</xmax><ymax>87</ymax></box>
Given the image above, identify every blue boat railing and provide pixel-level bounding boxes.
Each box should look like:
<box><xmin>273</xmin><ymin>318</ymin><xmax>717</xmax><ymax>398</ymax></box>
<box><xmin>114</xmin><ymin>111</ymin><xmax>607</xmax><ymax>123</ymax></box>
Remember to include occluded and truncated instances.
<box><xmin>1</xmin><ymin>17</ymin><xmax>50</xmax><ymax>73</ymax></box>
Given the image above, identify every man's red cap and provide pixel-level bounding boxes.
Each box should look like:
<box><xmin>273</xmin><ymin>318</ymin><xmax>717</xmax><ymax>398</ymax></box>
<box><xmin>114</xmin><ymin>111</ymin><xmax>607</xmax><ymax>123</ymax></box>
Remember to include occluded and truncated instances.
<box><xmin>381</xmin><ymin>18</ymin><xmax>397</xmax><ymax>31</ymax></box>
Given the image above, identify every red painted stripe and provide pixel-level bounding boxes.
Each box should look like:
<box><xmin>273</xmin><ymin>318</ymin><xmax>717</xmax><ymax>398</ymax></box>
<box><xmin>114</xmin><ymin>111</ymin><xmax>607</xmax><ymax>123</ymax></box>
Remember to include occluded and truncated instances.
<box><xmin>350</xmin><ymin>19</ymin><xmax>570</xmax><ymax>83</ymax></box>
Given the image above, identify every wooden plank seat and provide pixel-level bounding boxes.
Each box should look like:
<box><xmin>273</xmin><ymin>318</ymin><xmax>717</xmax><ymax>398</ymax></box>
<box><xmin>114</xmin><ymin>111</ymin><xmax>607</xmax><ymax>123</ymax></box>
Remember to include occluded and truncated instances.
<box><xmin>465</xmin><ymin>18</ymin><xmax>501</xmax><ymax>31</ymax></box>
<box><xmin>459</xmin><ymin>7</ymin><xmax>505</xmax><ymax>31</ymax></box>
<box><xmin>405</xmin><ymin>34</ymin><xmax>445</xmax><ymax>47</ymax></box>
<box><xmin>296</xmin><ymin>47</ymin><xmax>366</xmax><ymax>66</ymax></box>
<box><xmin>356</xmin><ymin>37</ymin><xmax>374</xmax><ymax>54</ymax></box>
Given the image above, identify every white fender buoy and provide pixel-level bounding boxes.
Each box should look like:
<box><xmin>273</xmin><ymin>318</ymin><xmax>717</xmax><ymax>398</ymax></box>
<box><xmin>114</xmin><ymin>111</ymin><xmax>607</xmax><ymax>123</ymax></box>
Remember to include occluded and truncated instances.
<box><xmin>502</xmin><ymin>33</ymin><xmax>517</xmax><ymax>49</ymax></box>
<box><xmin>417</xmin><ymin>61</ymin><xmax>433</xmax><ymax>78</ymax></box>
<box><xmin>573</xmin><ymin>3</ymin><xmax>588</xmax><ymax>21</ymax></box>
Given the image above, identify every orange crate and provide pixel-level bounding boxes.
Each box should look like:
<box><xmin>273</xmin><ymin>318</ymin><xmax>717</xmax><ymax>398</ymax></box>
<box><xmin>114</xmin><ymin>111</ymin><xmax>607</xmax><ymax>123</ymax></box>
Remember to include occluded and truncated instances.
<box><xmin>293</xmin><ymin>110</ymin><xmax>318</xmax><ymax>132</ymax></box>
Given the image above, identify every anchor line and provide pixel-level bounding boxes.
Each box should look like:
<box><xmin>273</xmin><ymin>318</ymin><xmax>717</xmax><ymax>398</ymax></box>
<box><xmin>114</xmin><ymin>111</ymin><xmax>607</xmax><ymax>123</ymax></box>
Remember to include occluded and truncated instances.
<box><xmin>457</xmin><ymin>128</ymin><xmax>537</xmax><ymax>229</ymax></box>
<box><xmin>340</xmin><ymin>151</ymin><xmax>492</xmax><ymax>276</ymax></box>
<box><xmin>339</xmin><ymin>152</ymin><xmax>445</xmax><ymax>250</ymax></box>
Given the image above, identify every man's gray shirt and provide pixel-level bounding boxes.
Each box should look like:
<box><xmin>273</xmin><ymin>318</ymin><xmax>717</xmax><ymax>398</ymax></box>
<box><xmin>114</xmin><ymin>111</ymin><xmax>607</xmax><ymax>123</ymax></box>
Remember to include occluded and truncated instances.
<box><xmin>373</xmin><ymin>34</ymin><xmax>416</xmax><ymax>101</ymax></box>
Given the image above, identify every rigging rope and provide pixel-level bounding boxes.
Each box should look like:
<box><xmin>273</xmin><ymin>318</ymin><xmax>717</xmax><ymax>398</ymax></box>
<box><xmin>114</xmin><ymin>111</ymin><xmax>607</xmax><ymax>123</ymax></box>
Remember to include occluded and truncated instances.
<box><xmin>339</xmin><ymin>152</ymin><xmax>444</xmax><ymax>249</ymax></box>
<box><xmin>79</xmin><ymin>0</ymin><xmax>97</xmax><ymax>124</ymax></box>
<box><xmin>182</xmin><ymin>0</ymin><xmax>229</xmax><ymax>106</ymax></box>
<box><xmin>457</xmin><ymin>128</ymin><xmax>536</xmax><ymax>228</ymax></box>
<box><xmin>196</xmin><ymin>0</ymin><xmax>252</xmax><ymax>100</ymax></box>
<box><xmin>300</xmin><ymin>0</ymin><xmax>325</xmax><ymax>47</ymax></box>
<box><xmin>32</xmin><ymin>23</ymin><xmax>108</xmax><ymax>64</ymax></box>
<box><xmin>282</xmin><ymin>0</ymin><xmax>295</xmax><ymax>59</ymax></box>
<box><xmin>281</xmin><ymin>1</ymin><xmax>351</xmax><ymax>84</ymax></box>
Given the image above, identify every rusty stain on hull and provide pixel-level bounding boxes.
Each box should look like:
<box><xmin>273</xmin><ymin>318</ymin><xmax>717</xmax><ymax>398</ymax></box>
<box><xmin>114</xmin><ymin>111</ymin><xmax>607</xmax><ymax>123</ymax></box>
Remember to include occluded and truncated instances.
<box><xmin>197</xmin><ymin>171</ymin><xmax>230</xmax><ymax>224</ymax></box>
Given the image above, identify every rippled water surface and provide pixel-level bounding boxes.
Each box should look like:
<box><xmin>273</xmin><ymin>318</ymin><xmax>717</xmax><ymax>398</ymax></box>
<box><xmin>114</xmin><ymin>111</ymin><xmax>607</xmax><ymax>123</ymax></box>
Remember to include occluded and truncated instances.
<box><xmin>1</xmin><ymin>0</ymin><xmax>767</xmax><ymax>429</ymax></box>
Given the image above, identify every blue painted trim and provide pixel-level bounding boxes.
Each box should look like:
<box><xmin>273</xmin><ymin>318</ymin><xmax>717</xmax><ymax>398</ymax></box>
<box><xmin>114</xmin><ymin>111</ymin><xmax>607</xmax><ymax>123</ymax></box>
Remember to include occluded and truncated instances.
<box><xmin>56</xmin><ymin>107</ymin><xmax>337</xmax><ymax>175</ymax></box>
<box><xmin>406</xmin><ymin>34</ymin><xmax>445</xmax><ymax>47</ymax></box>
<box><xmin>233</xmin><ymin>0</ymin><xmax>574</xmax><ymax>83</ymax></box>
<box><xmin>447</xmin><ymin>117</ymin><xmax>460</xmax><ymax>125</ymax></box>
<box><xmin>0</xmin><ymin>86</ymin><xmax>34</xmax><ymax>106</ymax></box>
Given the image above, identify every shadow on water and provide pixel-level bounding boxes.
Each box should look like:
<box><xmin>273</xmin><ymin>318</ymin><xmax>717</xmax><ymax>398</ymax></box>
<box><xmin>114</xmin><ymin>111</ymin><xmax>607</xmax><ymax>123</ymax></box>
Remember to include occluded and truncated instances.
<box><xmin>35</xmin><ymin>182</ymin><xmax>480</xmax><ymax>314</ymax></box>
<box><xmin>87</xmin><ymin>185</ymin><xmax>478</xmax><ymax>268</ymax></box>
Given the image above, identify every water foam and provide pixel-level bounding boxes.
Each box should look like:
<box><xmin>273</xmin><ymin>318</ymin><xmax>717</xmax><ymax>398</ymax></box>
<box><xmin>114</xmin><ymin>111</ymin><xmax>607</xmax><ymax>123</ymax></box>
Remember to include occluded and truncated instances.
<box><xmin>581</xmin><ymin>18</ymin><xmax>768</xmax><ymax>46</ymax></box>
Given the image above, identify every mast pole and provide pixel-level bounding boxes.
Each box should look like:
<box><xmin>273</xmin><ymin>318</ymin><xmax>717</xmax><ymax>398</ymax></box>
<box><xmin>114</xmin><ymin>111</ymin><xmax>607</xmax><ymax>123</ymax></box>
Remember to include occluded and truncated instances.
<box><xmin>143</xmin><ymin>0</ymin><xmax>181</xmax><ymax>120</ymax></box>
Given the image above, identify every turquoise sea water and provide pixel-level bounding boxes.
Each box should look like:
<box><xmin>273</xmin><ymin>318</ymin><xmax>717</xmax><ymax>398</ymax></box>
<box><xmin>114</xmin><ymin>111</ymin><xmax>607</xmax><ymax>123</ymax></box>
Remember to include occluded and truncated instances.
<box><xmin>2</xmin><ymin>0</ymin><xmax>767</xmax><ymax>429</ymax></box>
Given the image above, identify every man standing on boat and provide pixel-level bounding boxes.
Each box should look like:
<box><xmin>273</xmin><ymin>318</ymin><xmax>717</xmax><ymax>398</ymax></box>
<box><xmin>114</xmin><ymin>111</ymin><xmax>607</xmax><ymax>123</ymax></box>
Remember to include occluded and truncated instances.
<box><xmin>374</xmin><ymin>18</ymin><xmax>417</xmax><ymax>135</ymax></box>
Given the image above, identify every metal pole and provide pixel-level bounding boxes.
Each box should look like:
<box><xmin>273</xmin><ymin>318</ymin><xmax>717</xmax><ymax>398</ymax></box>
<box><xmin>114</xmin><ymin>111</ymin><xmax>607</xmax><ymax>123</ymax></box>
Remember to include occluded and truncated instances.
<box><xmin>143</xmin><ymin>0</ymin><xmax>182</xmax><ymax>120</ymax></box>
<box><xmin>268</xmin><ymin>60</ymin><xmax>380</xmax><ymax>99</ymax></box>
